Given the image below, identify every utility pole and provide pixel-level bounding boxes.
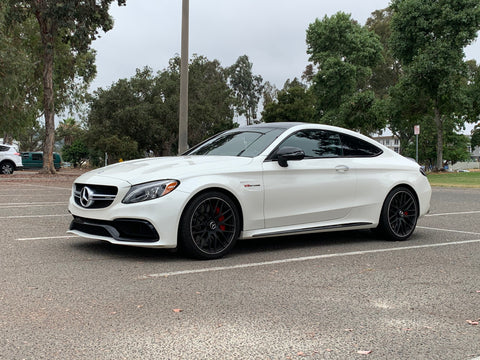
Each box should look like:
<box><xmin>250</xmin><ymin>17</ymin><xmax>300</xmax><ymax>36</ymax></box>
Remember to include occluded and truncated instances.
<box><xmin>178</xmin><ymin>0</ymin><xmax>189</xmax><ymax>154</ymax></box>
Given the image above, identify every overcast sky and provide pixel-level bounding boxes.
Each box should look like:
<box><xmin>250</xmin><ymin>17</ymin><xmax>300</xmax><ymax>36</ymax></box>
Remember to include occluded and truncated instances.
<box><xmin>90</xmin><ymin>0</ymin><xmax>480</xmax><ymax>92</ymax></box>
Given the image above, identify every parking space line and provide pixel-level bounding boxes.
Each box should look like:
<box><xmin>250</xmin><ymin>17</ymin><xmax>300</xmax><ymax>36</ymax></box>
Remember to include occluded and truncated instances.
<box><xmin>4</xmin><ymin>184</ymin><xmax>72</xmax><ymax>191</ymax></box>
<box><xmin>0</xmin><ymin>202</ymin><xmax>67</xmax><ymax>208</ymax></box>
<box><xmin>426</xmin><ymin>210</ymin><xmax>480</xmax><ymax>217</ymax></box>
<box><xmin>417</xmin><ymin>226</ymin><xmax>480</xmax><ymax>236</ymax></box>
<box><xmin>0</xmin><ymin>214</ymin><xmax>70</xmax><ymax>219</ymax></box>
<box><xmin>140</xmin><ymin>238</ymin><xmax>480</xmax><ymax>279</ymax></box>
<box><xmin>16</xmin><ymin>235</ymin><xmax>79</xmax><ymax>241</ymax></box>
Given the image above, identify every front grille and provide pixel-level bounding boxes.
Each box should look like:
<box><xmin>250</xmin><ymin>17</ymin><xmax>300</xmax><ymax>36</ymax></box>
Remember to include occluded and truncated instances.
<box><xmin>74</xmin><ymin>184</ymin><xmax>118</xmax><ymax>209</ymax></box>
<box><xmin>70</xmin><ymin>216</ymin><xmax>159</xmax><ymax>242</ymax></box>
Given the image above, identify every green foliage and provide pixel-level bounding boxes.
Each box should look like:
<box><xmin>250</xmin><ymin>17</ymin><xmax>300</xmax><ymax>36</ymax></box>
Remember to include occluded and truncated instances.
<box><xmin>471</xmin><ymin>125</ymin><xmax>480</xmax><ymax>150</ymax></box>
<box><xmin>92</xmin><ymin>135</ymin><xmax>139</xmax><ymax>165</ymax></box>
<box><xmin>17</xmin><ymin>121</ymin><xmax>45</xmax><ymax>152</ymax></box>
<box><xmin>4</xmin><ymin>0</ymin><xmax>126</xmax><ymax>173</ymax></box>
<box><xmin>262</xmin><ymin>79</ymin><xmax>315</xmax><ymax>123</ymax></box>
<box><xmin>402</xmin><ymin>116</ymin><xmax>471</xmax><ymax>166</ymax></box>
<box><xmin>56</xmin><ymin>117</ymin><xmax>83</xmax><ymax>146</ymax></box>
<box><xmin>467</xmin><ymin>60</ymin><xmax>480</xmax><ymax>123</ymax></box>
<box><xmin>366</xmin><ymin>8</ymin><xmax>401</xmax><ymax>98</ymax></box>
<box><xmin>306</xmin><ymin>12</ymin><xmax>385</xmax><ymax>134</ymax></box>
<box><xmin>390</xmin><ymin>0</ymin><xmax>480</xmax><ymax>169</ymax></box>
<box><xmin>87</xmin><ymin>55</ymin><xmax>236</xmax><ymax>158</ymax></box>
<box><xmin>227</xmin><ymin>55</ymin><xmax>264</xmax><ymax>125</ymax></box>
<box><xmin>0</xmin><ymin>8</ymin><xmax>39</xmax><ymax>138</ymax></box>
<box><xmin>62</xmin><ymin>139</ymin><xmax>89</xmax><ymax>167</ymax></box>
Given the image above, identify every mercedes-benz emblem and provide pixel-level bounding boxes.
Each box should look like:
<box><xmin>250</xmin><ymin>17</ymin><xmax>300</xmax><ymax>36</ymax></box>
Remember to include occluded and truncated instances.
<box><xmin>80</xmin><ymin>186</ymin><xmax>94</xmax><ymax>208</ymax></box>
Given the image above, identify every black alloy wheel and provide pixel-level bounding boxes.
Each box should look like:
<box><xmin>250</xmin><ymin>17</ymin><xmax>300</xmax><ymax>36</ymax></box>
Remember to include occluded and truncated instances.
<box><xmin>378</xmin><ymin>187</ymin><xmax>418</xmax><ymax>241</ymax></box>
<box><xmin>179</xmin><ymin>191</ymin><xmax>240</xmax><ymax>259</ymax></box>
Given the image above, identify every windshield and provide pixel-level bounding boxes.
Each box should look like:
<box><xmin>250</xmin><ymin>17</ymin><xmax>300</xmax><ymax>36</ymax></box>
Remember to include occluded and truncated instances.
<box><xmin>185</xmin><ymin>128</ymin><xmax>285</xmax><ymax>157</ymax></box>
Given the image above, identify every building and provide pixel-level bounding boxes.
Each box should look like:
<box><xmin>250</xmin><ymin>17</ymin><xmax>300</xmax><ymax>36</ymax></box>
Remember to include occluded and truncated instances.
<box><xmin>372</xmin><ymin>135</ymin><xmax>401</xmax><ymax>154</ymax></box>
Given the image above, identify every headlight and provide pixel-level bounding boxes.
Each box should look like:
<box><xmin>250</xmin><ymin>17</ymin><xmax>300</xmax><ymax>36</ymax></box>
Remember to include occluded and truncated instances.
<box><xmin>122</xmin><ymin>180</ymin><xmax>179</xmax><ymax>204</ymax></box>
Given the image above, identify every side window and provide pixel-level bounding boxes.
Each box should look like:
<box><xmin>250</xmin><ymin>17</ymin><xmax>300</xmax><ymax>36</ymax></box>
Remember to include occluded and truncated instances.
<box><xmin>340</xmin><ymin>134</ymin><xmax>383</xmax><ymax>157</ymax></box>
<box><xmin>0</xmin><ymin>145</ymin><xmax>8</xmax><ymax>152</ymax></box>
<box><xmin>278</xmin><ymin>130</ymin><xmax>342</xmax><ymax>158</ymax></box>
<box><xmin>32</xmin><ymin>153</ymin><xmax>43</xmax><ymax>161</ymax></box>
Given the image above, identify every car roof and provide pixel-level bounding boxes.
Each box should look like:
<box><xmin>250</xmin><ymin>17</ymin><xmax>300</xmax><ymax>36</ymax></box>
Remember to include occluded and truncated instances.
<box><xmin>238</xmin><ymin>122</ymin><xmax>304</xmax><ymax>130</ymax></box>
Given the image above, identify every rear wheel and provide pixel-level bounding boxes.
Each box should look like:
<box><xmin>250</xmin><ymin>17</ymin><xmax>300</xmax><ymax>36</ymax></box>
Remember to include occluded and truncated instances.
<box><xmin>179</xmin><ymin>191</ymin><xmax>240</xmax><ymax>260</ymax></box>
<box><xmin>378</xmin><ymin>187</ymin><xmax>418</xmax><ymax>241</ymax></box>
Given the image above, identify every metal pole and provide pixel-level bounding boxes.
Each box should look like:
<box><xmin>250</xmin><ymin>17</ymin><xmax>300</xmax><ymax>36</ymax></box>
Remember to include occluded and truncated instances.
<box><xmin>416</xmin><ymin>134</ymin><xmax>418</xmax><ymax>163</ymax></box>
<box><xmin>178</xmin><ymin>0</ymin><xmax>189</xmax><ymax>154</ymax></box>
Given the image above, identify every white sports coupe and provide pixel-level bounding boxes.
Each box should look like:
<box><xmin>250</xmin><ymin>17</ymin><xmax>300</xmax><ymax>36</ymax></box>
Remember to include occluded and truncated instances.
<box><xmin>68</xmin><ymin>122</ymin><xmax>431</xmax><ymax>259</ymax></box>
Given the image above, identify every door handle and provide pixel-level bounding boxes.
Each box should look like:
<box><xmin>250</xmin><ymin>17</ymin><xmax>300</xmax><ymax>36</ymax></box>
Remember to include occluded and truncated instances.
<box><xmin>335</xmin><ymin>165</ymin><xmax>349</xmax><ymax>173</ymax></box>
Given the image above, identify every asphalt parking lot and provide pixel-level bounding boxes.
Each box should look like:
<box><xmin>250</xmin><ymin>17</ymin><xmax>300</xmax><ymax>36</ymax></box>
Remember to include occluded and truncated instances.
<box><xmin>1</xmin><ymin>172</ymin><xmax>479</xmax><ymax>360</ymax></box>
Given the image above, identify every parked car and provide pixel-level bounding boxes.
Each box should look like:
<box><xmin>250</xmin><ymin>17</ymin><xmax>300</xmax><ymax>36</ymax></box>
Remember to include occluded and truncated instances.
<box><xmin>0</xmin><ymin>144</ymin><xmax>23</xmax><ymax>174</ymax></box>
<box><xmin>21</xmin><ymin>152</ymin><xmax>62</xmax><ymax>170</ymax></box>
<box><xmin>68</xmin><ymin>122</ymin><xmax>432</xmax><ymax>259</ymax></box>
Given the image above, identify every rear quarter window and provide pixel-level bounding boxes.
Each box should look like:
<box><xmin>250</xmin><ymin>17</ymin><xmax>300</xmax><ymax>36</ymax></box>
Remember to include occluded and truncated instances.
<box><xmin>341</xmin><ymin>134</ymin><xmax>383</xmax><ymax>157</ymax></box>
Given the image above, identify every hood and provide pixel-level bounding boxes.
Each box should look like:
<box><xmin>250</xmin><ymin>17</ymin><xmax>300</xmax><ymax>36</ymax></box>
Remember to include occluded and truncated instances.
<box><xmin>75</xmin><ymin>156</ymin><xmax>255</xmax><ymax>185</ymax></box>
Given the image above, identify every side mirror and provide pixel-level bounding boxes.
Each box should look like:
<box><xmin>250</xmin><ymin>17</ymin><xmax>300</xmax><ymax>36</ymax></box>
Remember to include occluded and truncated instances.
<box><xmin>276</xmin><ymin>146</ymin><xmax>305</xmax><ymax>167</ymax></box>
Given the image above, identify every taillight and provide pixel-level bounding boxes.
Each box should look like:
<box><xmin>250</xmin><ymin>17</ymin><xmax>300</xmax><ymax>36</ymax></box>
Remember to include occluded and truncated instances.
<box><xmin>419</xmin><ymin>167</ymin><xmax>427</xmax><ymax>177</ymax></box>
<box><xmin>14</xmin><ymin>152</ymin><xmax>20</xmax><ymax>156</ymax></box>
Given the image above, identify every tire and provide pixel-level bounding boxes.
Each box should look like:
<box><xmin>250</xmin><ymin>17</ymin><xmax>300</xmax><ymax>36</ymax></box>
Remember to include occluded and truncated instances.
<box><xmin>0</xmin><ymin>161</ymin><xmax>14</xmax><ymax>174</ymax></box>
<box><xmin>377</xmin><ymin>187</ymin><xmax>418</xmax><ymax>241</ymax></box>
<box><xmin>179</xmin><ymin>191</ymin><xmax>240</xmax><ymax>260</ymax></box>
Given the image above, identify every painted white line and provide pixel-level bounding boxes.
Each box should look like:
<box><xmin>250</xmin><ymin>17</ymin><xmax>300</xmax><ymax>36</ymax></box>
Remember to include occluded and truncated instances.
<box><xmin>426</xmin><ymin>210</ymin><xmax>480</xmax><ymax>217</ymax></box>
<box><xmin>0</xmin><ymin>202</ymin><xmax>67</xmax><ymax>208</ymax></box>
<box><xmin>0</xmin><ymin>214</ymin><xmax>71</xmax><ymax>219</ymax></box>
<box><xmin>417</xmin><ymin>226</ymin><xmax>480</xmax><ymax>236</ymax></box>
<box><xmin>3</xmin><ymin>183</ymin><xmax>72</xmax><ymax>191</ymax></box>
<box><xmin>17</xmin><ymin>235</ymin><xmax>79</xmax><ymax>241</ymax></box>
<box><xmin>140</xmin><ymin>238</ymin><xmax>480</xmax><ymax>279</ymax></box>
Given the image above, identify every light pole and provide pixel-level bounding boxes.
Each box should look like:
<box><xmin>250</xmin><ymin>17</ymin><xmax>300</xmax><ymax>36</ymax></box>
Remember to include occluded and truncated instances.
<box><xmin>178</xmin><ymin>0</ymin><xmax>189</xmax><ymax>154</ymax></box>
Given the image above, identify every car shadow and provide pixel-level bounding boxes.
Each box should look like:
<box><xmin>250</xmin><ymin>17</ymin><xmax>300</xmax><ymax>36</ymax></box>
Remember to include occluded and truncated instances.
<box><xmin>232</xmin><ymin>229</ymin><xmax>385</xmax><ymax>255</ymax></box>
<box><xmin>70</xmin><ymin>239</ymin><xmax>182</xmax><ymax>262</ymax></box>
<box><xmin>70</xmin><ymin>229</ymin><xmax>386</xmax><ymax>261</ymax></box>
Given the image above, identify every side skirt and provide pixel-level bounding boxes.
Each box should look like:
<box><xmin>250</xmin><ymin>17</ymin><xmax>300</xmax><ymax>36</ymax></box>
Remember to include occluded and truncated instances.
<box><xmin>250</xmin><ymin>222</ymin><xmax>373</xmax><ymax>238</ymax></box>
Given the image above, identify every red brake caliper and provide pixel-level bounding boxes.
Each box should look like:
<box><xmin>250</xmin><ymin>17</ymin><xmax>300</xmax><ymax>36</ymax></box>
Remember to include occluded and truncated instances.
<box><xmin>216</xmin><ymin>207</ymin><xmax>225</xmax><ymax>231</ymax></box>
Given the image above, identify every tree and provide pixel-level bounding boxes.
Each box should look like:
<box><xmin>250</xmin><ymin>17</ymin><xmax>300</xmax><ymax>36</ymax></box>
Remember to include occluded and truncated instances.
<box><xmin>87</xmin><ymin>67</ymin><xmax>164</xmax><ymax>156</ymax></box>
<box><xmin>390</xmin><ymin>0</ymin><xmax>480</xmax><ymax>170</ymax></box>
<box><xmin>262</xmin><ymin>79</ymin><xmax>315</xmax><ymax>123</ymax></box>
<box><xmin>5</xmin><ymin>0</ymin><xmax>126</xmax><ymax>174</ymax></box>
<box><xmin>228</xmin><ymin>55</ymin><xmax>264</xmax><ymax>125</ymax></box>
<box><xmin>387</xmin><ymin>74</ymin><xmax>430</xmax><ymax>155</ymax></box>
<box><xmin>366</xmin><ymin>8</ymin><xmax>401</xmax><ymax>99</ymax></box>
<box><xmin>472</xmin><ymin>125</ymin><xmax>480</xmax><ymax>150</ymax></box>
<box><xmin>0</xmin><ymin>6</ymin><xmax>39</xmax><ymax>140</ymax></box>
<box><xmin>467</xmin><ymin>60</ymin><xmax>480</xmax><ymax>125</ymax></box>
<box><xmin>62</xmin><ymin>139</ymin><xmax>88</xmax><ymax>167</ymax></box>
<box><xmin>87</xmin><ymin>55</ymin><xmax>236</xmax><ymax>158</ymax></box>
<box><xmin>56</xmin><ymin>117</ymin><xmax>81</xmax><ymax>146</ymax></box>
<box><xmin>187</xmin><ymin>55</ymin><xmax>236</xmax><ymax>145</ymax></box>
<box><xmin>306</xmin><ymin>12</ymin><xmax>385</xmax><ymax>134</ymax></box>
<box><xmin>17</xmin><ymin>120</ymin><xmax>45</xmax><ymax>151</ymax></box>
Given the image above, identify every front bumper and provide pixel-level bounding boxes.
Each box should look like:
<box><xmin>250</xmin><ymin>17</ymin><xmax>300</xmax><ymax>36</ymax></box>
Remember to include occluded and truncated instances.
<box><xmin>68</xmin><ymin>183</ymin><xmax>191</xmax><ymax>248</ymax></box>
<box><xmin>69</xmin><ymin>216</ymin><xmax>159</xmax><ymax>242</ymax></box>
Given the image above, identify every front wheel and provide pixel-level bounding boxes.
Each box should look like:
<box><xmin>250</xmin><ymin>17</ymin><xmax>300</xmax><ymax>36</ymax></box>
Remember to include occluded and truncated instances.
<box><xmin>377</xmin><ymin>187</ymin><xmax>418</xmax><ymax>241</ymax></box>
<box><xmin>0</xmin><ymin>162</ymin><xmax>14</xmax><ymax>174</ymax></box>
<box><xmin>179</xmin><ymin>191</ymin><xmax>240</xmax><ymax>260</ymax></box>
